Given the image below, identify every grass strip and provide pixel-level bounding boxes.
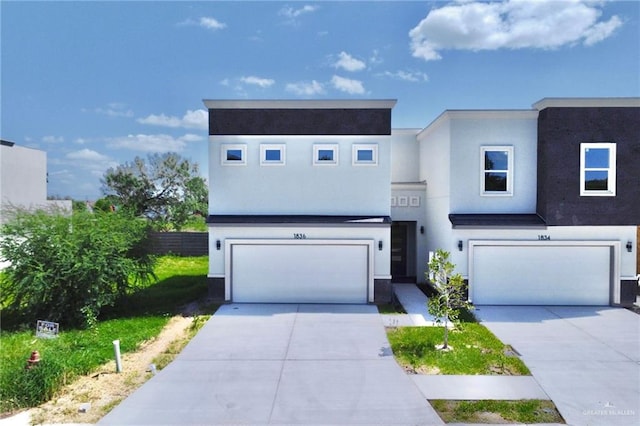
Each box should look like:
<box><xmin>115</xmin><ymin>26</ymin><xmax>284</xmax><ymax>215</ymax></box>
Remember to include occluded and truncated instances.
<box><xmin>387</xmin><ymin>323</ymin><xmax>530</xmax><ymax>375</ymax></box>
<box><xmin>430</xmin><ymin>399</ymin><xmax>564</xmax><ymax>424</ymax></box>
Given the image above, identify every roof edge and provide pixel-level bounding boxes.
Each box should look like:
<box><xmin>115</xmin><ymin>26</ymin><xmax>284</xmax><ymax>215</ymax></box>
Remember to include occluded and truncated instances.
<box><xmin>203</xmin><ymin>99</ymin><xmax>397</xmax><ymax>110</ymax></box>
<box><xmin>533</xmin><ymin>97</ymin><xmax>640</xmax><ymax>110</ymax></box>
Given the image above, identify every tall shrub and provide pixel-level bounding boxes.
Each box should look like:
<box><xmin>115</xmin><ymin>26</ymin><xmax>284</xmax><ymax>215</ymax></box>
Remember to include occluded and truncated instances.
<box><xmin>0</xmin><ymin>208</ymin><xmax>155</xmax><ymax>328</ymax></box>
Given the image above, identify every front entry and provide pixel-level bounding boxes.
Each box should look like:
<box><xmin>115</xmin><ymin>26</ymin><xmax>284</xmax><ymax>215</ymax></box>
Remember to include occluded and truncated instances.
<box><xmin>391</xmin><ymin>222</ymin><xmax>417</xmax><ymax>283</ymax></box>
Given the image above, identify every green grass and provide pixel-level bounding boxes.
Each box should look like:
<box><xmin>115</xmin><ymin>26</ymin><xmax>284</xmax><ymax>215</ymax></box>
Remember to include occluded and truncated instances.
<box><xmin>430</xmin><ymin>399</ymin><xmax>564</xmax><ymax>424</ymax></box>
<box><xmin>387</xmin><ymin>321</ymin><xmax>530</xmax><ymax>375</ymax></box>
<box><xmin>0</xmin><ymin>255</ymin><xmax>210</xmax><ymax>414</ymax></box>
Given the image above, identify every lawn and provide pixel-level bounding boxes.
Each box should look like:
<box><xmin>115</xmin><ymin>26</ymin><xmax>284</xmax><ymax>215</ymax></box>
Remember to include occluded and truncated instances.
<box><xmin>0</xmin><ymin>255</ymin><xmax>210</xmax><ymax>414</ymax></box>
<box><xmin>387</xmin><ymin>311</ymin><xmax>530</xmax><ymax>375</ymax></box>
<box><xmin>431</xmin><ymin>400</ymin><xmax>564</xmax><ymax>424</ymax></box>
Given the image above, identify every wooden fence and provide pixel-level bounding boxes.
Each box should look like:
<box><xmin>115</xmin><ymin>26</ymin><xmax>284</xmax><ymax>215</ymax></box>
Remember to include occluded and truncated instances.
<box><xmin>148</xmin><ymin>232</ymin><xmax>208</xmax><ymax>256</ymax></box>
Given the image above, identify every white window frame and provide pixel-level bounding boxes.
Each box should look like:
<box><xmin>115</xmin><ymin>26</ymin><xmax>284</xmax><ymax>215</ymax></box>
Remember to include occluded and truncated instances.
<box><xmin>221</xmin><ymin>144</ymin><xmax>247</xmax><ymax>166</ymax></box>
<box><xmin>480</xmin><ymin>146</ymin><xmax>513</xmax><ymax>196</ymax></box>
<box><xmin>352</xmin><ymin>144</ymin><xmax>378</xmax><ymax>166</ymax></box>
<box><xmin>313</xmin><ymin>144</ymin><xmax>339</xmax><ymax>166</ymax></box>
<box><xmin>260</xmin><ymin>144</ymin><xmax>286</xmax><ymax>166</ymax></box>
<box><xmin>580</xmin><ymin>142</ymin><xmax>616</xmax><ymax>196</ymax></box>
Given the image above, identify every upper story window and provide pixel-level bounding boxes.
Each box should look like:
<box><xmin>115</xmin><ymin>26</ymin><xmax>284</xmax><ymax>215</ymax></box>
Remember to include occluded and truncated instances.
<box><xmin>580</xmin><ymin>143</ymin><xmax>616</xmax><ymax>196</ymax></box>
<box><xmin>352</xmin><ymin>144</ymin><xmax>378</xmax><ymax>166</ymax></box>
<box><xmin>481</xmin><ymin>146</ymin><xmax>513</xmax><ymax>196</ymax></box>
<box><xmin>260</xmin><ymin>144</ymin><xmax>286</xmax><ymax>166</ymax></box>
<box><xmin>313</xmin><ymin>144</ymin><xmax>339</xmax><ymax>166</ymax></box>
<box><xmin>221</xmin><ymin>144</ymin><xmax>246</xmax><ymax>166</ymax></box>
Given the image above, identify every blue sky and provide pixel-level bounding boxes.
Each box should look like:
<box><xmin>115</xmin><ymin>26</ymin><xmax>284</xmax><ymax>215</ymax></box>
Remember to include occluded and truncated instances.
<box><xmin>2</xmin><ymin>1</ymin><xmax>638</xmax><ymax>200</ymax></box>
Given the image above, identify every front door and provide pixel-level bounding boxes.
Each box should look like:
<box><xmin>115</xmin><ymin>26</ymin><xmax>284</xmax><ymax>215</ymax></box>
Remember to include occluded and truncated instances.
<box><xmin>391</xmin><ymin>222</ymin><xmax>416</xmax><ymax>282</ymax></box>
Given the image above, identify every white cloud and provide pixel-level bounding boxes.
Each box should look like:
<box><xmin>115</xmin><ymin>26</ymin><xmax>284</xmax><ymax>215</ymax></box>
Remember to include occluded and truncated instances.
<box><xmin>240</xmin><ymin>76</ymin><xmax>275</xmax><ymax>88</ymax></box>
<box><xmin>285</xmin><ymin>80</ymin><xmax>325</xmax><ymax>96</ymax></box>
<box><xmin>199</xmin><ymin>17</ymin><xmax>227</xmax><ymax>30</ymax></box>
<box><xmin>95</xmin><ymin>102</ymin><xmax>134</xmax><ymax>118</ymax></box>
<box><xmin>66</xmin><ymin>148</ymin><xmax>110</xmax><ymax>162</ymax></box>
<box><xmin>409</xmin><ymin>0</ymin><xmax>623</xmax><ymax>61</ymax></box>
<box><xmin>137</xmin><ymin>109</ymin><xmax>208</xmax><ymax>130</ymax></box>
<box><xmin>379</xmin><ymin>70</ymin><xmax>429</xmax><ymax>82</ymax></box>
<box><xmin>42</xmin><ymin>135</ymin><xmax>64</xmax><ymax>144</ymax></box>
<box><xmin>331</xmin><ymin>75</ymin><xmax>365</xmax><ymax>95</ymax></box>
<box><xmin>333</xmin><ymin>51</ymin><xmax>366</xmax><ymax>72</ymax></box>
<box><xmin>107</xmin><ymin>134</ymin><xmax>202</xmax><ymax>153</ymax></box>
<box><xmin>279</xmin><ymin>4</ymin><xmax>318</xmax><ymax>19</ymax></box>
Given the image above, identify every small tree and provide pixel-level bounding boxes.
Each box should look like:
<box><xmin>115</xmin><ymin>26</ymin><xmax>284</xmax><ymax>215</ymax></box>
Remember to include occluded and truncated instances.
<box><xmin>426</xmin><ymin>249</ymin><xmax>471</xmax><ymax>350</ymax></box>
<box><xmin>0</xmin><ymin>207</ymin><xmax>156</xmax><ymax>328</ymax></box>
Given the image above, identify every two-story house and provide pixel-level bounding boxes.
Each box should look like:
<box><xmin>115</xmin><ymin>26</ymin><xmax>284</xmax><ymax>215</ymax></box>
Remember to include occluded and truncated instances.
<box><xmin>405</xmin><ymin>98</ymin><xmax>639</xmax><ymax>307</ymax></box>
<box><xmin>204</xmin><ymin>100</ymin><xmax>396</xmax><ymax>304</ymax></box>
<box><xmin>204</xmin><ymin>98</ymin><xmax>639</xmax><ymax>307</ymax></box>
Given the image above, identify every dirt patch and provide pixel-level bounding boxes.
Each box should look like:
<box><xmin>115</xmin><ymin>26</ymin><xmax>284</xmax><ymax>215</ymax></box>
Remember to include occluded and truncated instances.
<box><xmin>29</xmin><ymin>315</ymin><xmax>194</xmax><ymax>425</ymax></box>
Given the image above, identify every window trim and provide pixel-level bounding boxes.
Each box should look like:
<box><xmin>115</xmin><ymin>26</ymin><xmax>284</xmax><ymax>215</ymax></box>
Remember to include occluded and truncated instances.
<box><xmin>480</xmin><ymin>146</ymin><xmax>514</xmax><ymax>196</ymax></box>
<box><xmin>260</xmin><ymin>144</ymin><xmax>286</xmax><ymax>166</ymax></box>
<box><xmin>580</xmin><ymin>142</ymin><xmax>616</xmax><ymax>196</ymax></box>
<box><xmin>352</xmin><ymin>144</ymin><xmax>378</xmax><ymax>166</ymax></box>
<box><xmin>221</xmin><ymin>144</ymin><xmax>247</xmax><ymax>166</ymax></box>
<box><xmin>313</xmin><ymin>144</ymin><xmax>339</xmax><ymax>166</ymax></box>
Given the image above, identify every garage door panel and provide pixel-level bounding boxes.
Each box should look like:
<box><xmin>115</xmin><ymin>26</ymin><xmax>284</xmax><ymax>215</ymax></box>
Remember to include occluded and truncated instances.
<box><xmin>231</xmin><ymin>243</ymin><xmax>369</xmax><ymax>303</ymax></box>
<box><xmin>472</xmin><ymin>245</ymin><xmax>611</xmax><ymax>306</ymax></box>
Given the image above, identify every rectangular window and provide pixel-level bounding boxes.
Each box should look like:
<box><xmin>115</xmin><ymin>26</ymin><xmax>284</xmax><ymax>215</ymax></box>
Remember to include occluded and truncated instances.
<box><xmin>260</xmin><ymin>144</ymin><xmax>286</xmax><ymax>166</ymax></box>
<box><xmin>221</xmin><ymin>144</ymin><xmax>246</xmax><ymax>166</ymax></box>
<box><xmin>481</xmin><ymin>146</ymin><xmax>513</xmax><ymax>196</ymax></box>
<box><xmin>352</xmin><ymin>144</ymin><xmax>378</xmax><ymax>165</ymax></box>
<box><xmin>580</xmin><ymin>143</ymin><xmax>616</xmax><ymax>196</ymax></box>
<box><xmin>313</xmin><ymin>144</ymin><xmax>339</xmax><ymax>165</ymax></box>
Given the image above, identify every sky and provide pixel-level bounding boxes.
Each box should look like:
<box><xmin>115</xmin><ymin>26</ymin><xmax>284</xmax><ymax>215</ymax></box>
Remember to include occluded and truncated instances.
<box><xmin>1</xmin><ymin>0</ymin><xmax>639</xmax><ymax>200</ymax></box>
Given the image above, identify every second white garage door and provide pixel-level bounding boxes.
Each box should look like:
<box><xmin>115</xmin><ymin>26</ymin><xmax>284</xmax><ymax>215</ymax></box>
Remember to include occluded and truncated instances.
<box><xmin>228</xmin><ymin>240</ymin><xmax>372</xmax><ymax>303</ymax></box>
<box><xmin>470</xmin><ymin>242</ymin><xmax>613</xmax><ymax>306</ymax></box>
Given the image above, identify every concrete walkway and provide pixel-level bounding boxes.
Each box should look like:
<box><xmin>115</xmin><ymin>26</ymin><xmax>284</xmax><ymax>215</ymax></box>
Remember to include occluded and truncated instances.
<box><xmin>99</xmin><ymin>304</ymin><xmax>443</xmax><ymax>425</ymax></box>
<box><xmin>475</xmin><ymin>305</ymin><xmax>640</xmax><ymax>426</ymax></box>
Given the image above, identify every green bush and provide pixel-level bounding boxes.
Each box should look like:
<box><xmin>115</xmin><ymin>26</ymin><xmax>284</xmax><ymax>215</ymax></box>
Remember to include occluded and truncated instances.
<box><xmin>0</xmin><ymin>208</ymin><xmax>156</xmax><ymax>328</ymax></box>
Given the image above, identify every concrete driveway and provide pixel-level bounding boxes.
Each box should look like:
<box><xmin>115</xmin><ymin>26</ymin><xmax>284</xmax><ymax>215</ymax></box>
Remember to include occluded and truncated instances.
<box><xmin>475</xmin><ymin>305</ymin><xmax>640</xmax><ymax>426</ymax></box>
<box><xmin>99</xmin><ymin>304</ymin><xmax>443</xmax><ymax>425</ymax></box>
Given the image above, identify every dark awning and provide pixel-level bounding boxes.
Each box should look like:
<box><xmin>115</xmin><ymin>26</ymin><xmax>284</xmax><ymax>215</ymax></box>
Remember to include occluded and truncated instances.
<box><xmin>207</xmin><ymin>215</ymin><xmax>392</xmax><ymax>225</ymax></box>
<box><xmin>448</xmin><ymin>214</ymin><xmax>546</xmax><ymax>229</ymax></box>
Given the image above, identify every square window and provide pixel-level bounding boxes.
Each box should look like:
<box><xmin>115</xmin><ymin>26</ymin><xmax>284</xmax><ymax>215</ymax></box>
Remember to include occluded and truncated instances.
<box><xmin>481</xmin><ymin>146</ymin><xmax>513</xmax><ymax>196</ymax></box>
<box><xmin>313</xmin><ymin>144</ymin><xmax>339</xmax><ymax>165</ymax></box>
<box><xmin>221</xmin><ymin>144</ymin><xmax>246</xmax><ymax>166</ymax></box>
<box><xmin>260</xmin><ymin>144</ymin><xmax>286</xmax><ymax>166</ymax></box>
<box><xmin>352</xmin><ymin>144</ymin><xmax>378</xmax><ymax>165</ymax></box>
<box><xmin>580</xmin><ymin>143</ymin><xmax>616</xmax><ymax>196</ymax></box>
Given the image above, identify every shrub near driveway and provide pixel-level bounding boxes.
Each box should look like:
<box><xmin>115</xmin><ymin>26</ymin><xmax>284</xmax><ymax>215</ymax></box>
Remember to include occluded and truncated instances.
<box><xmin>387</xmin><ymin>322</ymin><xmax>530</xmax><ymax>375</ymax></box>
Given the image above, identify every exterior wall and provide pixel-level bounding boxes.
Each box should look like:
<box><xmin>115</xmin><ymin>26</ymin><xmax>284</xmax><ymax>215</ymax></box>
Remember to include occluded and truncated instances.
<box><xmin>537</xmin><ymin>106</ymin><xmax>640</xmax><ymax>225</ymax></box>
<box><xmin>209</xmin><ymin>107</ymin><xmax>392</xmax><ymax>135</ymax></box>
<box><xmin>208</xmin><ymin>135</ymin><xmax>391</xmax><ymax>216</ymax></box>
<box><xmin>207</xmin><ymin>224</ymin><xmax>391</xmax><ymax>302</ymax></box>
<box><xmin>1</xmin><ymin>143</ymin><xmax>47</xmax><ymax>208</ymax></box>
<box><xmin>208</xmin><ymin>224</ymin><xmax>390</xmax><ymax>279</ymax></box>
<box><xmin>417</xmin><ymin>114</ymin><xmax>453</xmax><ymax>259</ymax></box>
<box><xmin>390</xmin><ymin>129</ymin><xmax>421</xmax><ymax>183</ymax></box>
<box><xmin>451</xmin><ymin>226</ymin><xmax>637</xmax><ymax>281</ymax></box>
<box><xmin>447</xmin><ymin>111</ymin><xmax>539</xmax><ymax>214</ymax></box>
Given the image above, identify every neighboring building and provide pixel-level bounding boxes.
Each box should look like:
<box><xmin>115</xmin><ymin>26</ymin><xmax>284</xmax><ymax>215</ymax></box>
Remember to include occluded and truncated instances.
<box><xmin>0</xmin><ymin>140</ymin><xmax>71</xmax><ymax>222</ymax></box>
<box><xmin>204</xmin><ymin>98</ymin><xmax>639</xmax><ymax>307</ymax></box>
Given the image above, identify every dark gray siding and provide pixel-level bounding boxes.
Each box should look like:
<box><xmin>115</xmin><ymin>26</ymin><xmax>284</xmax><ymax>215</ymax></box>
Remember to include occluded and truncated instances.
<box><xmin>537</xmin><ymin>107</ymin><xmax>640</xmax><ymax>226</ymax></box>
<box><xmin>209</xmin><ymin>108</ymin><xmax>392</xmax><ymax>135</ymax></box>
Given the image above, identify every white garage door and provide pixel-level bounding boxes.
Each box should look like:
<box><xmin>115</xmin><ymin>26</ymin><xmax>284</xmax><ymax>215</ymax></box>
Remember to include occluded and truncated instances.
<box><xmin>229</xmin><ymin>240</ymin><xmax>371</xmax><ymax>303</ymax></box>
<box><xmin>470</xmin><ymin>242</ymin><xmax>612</xmax><ymax>305</ymax></box>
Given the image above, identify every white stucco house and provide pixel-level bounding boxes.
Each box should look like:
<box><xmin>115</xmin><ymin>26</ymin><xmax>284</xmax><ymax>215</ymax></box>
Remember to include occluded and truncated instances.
<box><xmin>204</xmin><ymin>98</ymin><xmax>639</xmax><ymax>307</ymax></box>
<box><xmin>0</xmin><ymin>140</ymin><xmax>71</xmax><ymax>223</ymax></box>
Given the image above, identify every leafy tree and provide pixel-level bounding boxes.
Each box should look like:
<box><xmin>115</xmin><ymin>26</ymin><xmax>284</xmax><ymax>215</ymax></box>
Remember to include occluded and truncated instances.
<box><xmin>101</xmin><ymin>153</ymin><xmax>207</xmax><ymax>231</ymax></box>
<box><xmin>0</xmin><ymin>207</ymin><xmax>155</xmax><ymax>328</ymax></box>
<box><xmin>426</xmin><ymin>249</ymin><xmax>471</xmax><ymax>350</ymax></box>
